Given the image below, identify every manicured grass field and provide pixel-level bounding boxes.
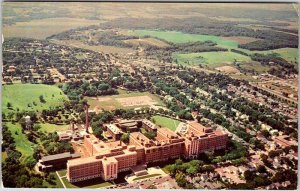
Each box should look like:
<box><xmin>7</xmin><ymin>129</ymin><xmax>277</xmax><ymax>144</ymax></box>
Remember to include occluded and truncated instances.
<box><xmin>2</xmin><ymin>84</ymin><xmax>68</xmax><ymax>114</ymax></box>
<box><xmin>86</xmin><ymin>90</ymin><xmax>164</xmax><ymax>111</ymax></box>
<box><xmin>38</xmin><ymin>123</ymin><xmax>70</xmax><ymax>133</ymax></box>
<box><xmin>173</xmin><ymin>51</ymin><xmax>251</xmax><ymax>67</ymax></box>
<box><xmin>6</xmin><ymin>122</ymin><xmax>34</xmax><ymax>163</ymax></box>
<box><xmin>61</xmin><ymin>177</ymin><xmax>112</xmax><ymax>188</ymax></box>
<box><xmin>133</xmin><ymin>173</ymin><xmax>161</xmax><ymax>181</ymax></box>
<box><xmin>151</xmin><ymin>115</ymin><xmax>180</xmax><ymax>131</ymax></box>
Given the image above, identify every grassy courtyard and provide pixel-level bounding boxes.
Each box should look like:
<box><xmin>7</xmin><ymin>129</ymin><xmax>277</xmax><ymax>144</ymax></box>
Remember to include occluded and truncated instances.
<box><xmin>151</xmin><ymin>115</ymin><xmax>181</xmax><ymax>131</ymax></box>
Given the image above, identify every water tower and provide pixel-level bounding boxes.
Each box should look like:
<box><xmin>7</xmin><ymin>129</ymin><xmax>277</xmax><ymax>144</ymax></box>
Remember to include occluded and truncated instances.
<box><xmin>25</xmin><ymin>115</ymin><xmax>31</xmax><ymax>130</ymax></box>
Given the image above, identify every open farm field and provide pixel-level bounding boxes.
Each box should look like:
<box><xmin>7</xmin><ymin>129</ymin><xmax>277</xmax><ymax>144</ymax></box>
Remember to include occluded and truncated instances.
<box><xmin>126</xmin><ymin>30</ymin><xmax>298</xmax><ymax>66</ymax></box>
<box><xmin>222</xmin><ymin>36</ymin><xmax>260</xmax><ymax>44</ymax></box>
<box><xmin>86</xmin><ymin>90</ymin><xmax>164</xmax><ymax>112</ymax></box>
<box><xmin>2</xmin><ymin>84</ymin><xmax>68</xmax><ymax>114</ymax></box>
<box><xmin>51</xmin><ymin>39</ymin><xmax>134</xmax><ymax>54</ymax></box>
<box><xmin>173</xmin><ymin>51</ymin><xmax>251</xmax><ymax>67</ymax></box>
<box><xmin>3</xmin><ymin>18</ymin><xmax>99</xmax><ymax>39</ymax></box>
<box><xmin>125</xmin><ymin>30</ymin><xmax>239</xmax><ymax>49</ymax></box>
<box><xmin>3</xmin><ymin>17</ymin><xmax>100</xmax><ymax>39</ymax></box>
<box><xmin>123</xmin><ymin>38</ymin><xmax>170</xmax><ymax>48</ymax></box>
<box><xmin>252</xmin><ymin>48</ymin><xmax>298</xmax><ymax>64</ymax></box>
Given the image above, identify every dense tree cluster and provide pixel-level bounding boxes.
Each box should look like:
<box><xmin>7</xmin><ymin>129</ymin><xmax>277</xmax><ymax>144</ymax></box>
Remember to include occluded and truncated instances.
<box><xmin>251</xmin><ymin>53</ymin><xmax>297</xmax><ymax>77</ymax></box>
<box><xmin>2</xmin><ymin>124</ymin><xmax>46</xmax><ymax>188</ymax></box>
<box><xmin>62</xmin><ymin>80</ymin><xmax>118</xmax><ymax>100</ymax></box>
<box><xmin>100</xmin><ymin>17</ymin><xmax>298</xmax><ymax>50</ymax></box>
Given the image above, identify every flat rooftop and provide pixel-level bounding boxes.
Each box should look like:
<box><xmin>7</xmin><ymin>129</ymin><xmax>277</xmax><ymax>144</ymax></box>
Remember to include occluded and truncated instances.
<box><xmin>107</xmin><ymin>124</ymin><xmax>122</xmax><ymax>134</ymax></box>
<box><xmin>41</xmin><ymin>152</ymin><xmax>80</xmax><ymax>162</ymax></box>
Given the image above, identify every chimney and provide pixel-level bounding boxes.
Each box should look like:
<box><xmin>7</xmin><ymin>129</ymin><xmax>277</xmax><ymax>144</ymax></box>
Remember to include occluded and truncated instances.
<box><xmin>85</xmin><ymin>104</ymin><xmax>89</xmax><ymax>133</ymax></box>
<box><xmin>71</xmin><ymin>121</ymin><xmax>75</xmax><ymax>132</ymax></box>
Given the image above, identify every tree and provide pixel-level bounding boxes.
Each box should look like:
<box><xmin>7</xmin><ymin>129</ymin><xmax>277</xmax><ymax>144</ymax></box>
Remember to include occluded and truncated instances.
<box><xmin>7</xmin><ymin>112</ymin><xmax>14</xmax><ymax>121</ymax></box>
<box><xmin>175</xmin><ymin>159</ymin><xmax>183</xmax><ymax>166</ymax></box>
<box><xmin>19</xmin><ymin>117</ymin><xmax>27</xmax><ymax>130</ymax></box>
<box><xmin>244</xmin><ymin>170</ymin><xmax>255</xmax><ymax>181</ymax></box>
<box><xmin>2</xmin><ymin>113</ymin><xmax>6</xmax><ymax>120</ymax></box>
<box><xmin>33</xmin><ymin>124</ymin><xmax>41</xmax><ymax>131</ymax></box>
<box><xmin>39</xmin><ymin>95</ymin><xmax>46</xmax><ymax>103</ymax></box>
<box><xmin>186</xmin><ymin>166</ymin><xmax>198</xmax><ymax>175</ymax></box>
<box><xmin>175</xmin><ymin>172</ymin><xmax>187</xmax><ymax>187</ymax></box>
<box><xmin>165</xmin><ymin>164</ymin><xmax>177</xmax><ymax>177</ymax></box>
<box><xmin>121</xmin><ymin>133</ymin><xmax>130</xmax><ymax>143</ymax></box>
<box><xmin>92</xmin><ymin>127</ymin><xmax>102</xmax><ymax>138</ymax></box>
<box><xmin>7</xmin><ymin>102</ymin><xmax>12</xmax><ymax>109</ymax></box>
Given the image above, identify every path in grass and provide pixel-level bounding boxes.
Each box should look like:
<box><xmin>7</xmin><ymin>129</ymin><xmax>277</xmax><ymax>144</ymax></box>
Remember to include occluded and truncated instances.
<box><xmin>2</xmin><ymin>84</ymin><xmax>68</xmax><ymax>114</ymax></box>
<box><xmin>6</xmin><ymin>122</ymin><xmax>35</xmax><ymax>163</ymax></box>
<box><xmin>151</xmin><ymin>115</ymin><xmax>181</xmax><ymax>131</ymax></box>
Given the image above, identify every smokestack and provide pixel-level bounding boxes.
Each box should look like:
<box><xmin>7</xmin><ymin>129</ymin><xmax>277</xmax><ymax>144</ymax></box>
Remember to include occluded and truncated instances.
<box><xmin>85</xmin><ymin>104</ymin><xmax>89</xmax><ymax>133</ymax></box>
<box><xmin>71</xmin><ymin>121</ymin><xmax>75</xmax><ymax>132</ymax></box>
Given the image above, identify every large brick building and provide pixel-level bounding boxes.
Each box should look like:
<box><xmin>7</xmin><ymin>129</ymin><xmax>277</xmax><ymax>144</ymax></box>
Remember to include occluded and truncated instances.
<box><xmin>66</xmin><ymin>121</ymin><xmax>228</xmax><ymax>183</ymax></box>
<box><xmin>181</xmin><ymin>122</ymin><xmax>228</xmax><ymax>159</ymax></box>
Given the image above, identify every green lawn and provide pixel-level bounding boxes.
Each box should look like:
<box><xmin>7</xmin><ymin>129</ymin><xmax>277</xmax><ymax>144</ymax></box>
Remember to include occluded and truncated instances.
<box><xmin>38</xmin><ymin>123</ymin><xmax>70</xmax><ymax>133</ymax></box>
<box><xmin>57</xmin><ymin>169</ymin><xmax>67</xmax><ymax>177</ymax></box>
<box><xmin>151</xmin><ymin>115</ymin><xmax>180</xmax><ymax>131</ymax></box>
<box><xmin>61</xmin><ymin>177</ymin><xmax>112</xmax><ymax>188</ymax></box>
<box><xmin>6</xmin><ymin>122</ymin><xmax>35</xmax><ymax>163</ymax></box>
<box><xmin>173</xmin><ymin>51</ymin><xmax>251</xmax><ymax>67</ymax></box>
<box><xmin>133</xmin><ymin>173</ymin><xmax>161</xmax><ymax>181</ymax></box>
<box><xmin>2</xmin><ymin>84</ymin><xmax>68</xmax><ymax>114</ymax></box>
